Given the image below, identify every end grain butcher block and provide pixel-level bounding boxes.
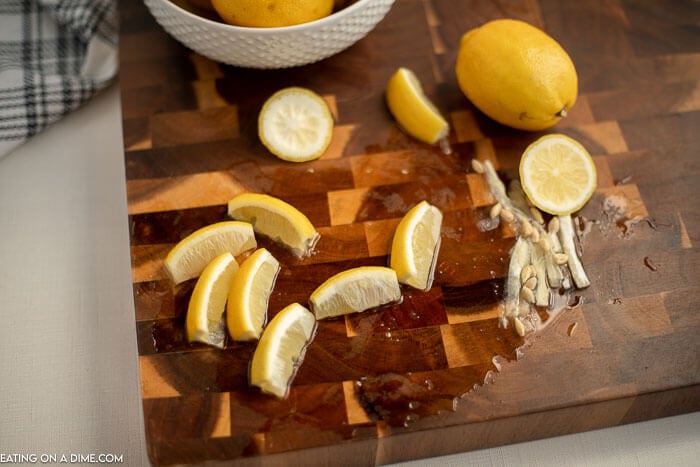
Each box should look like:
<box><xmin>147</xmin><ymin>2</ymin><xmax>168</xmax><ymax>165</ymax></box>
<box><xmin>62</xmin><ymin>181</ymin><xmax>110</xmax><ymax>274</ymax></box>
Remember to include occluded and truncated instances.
<box><xmin>118</xmin><ymin>0</ymin><xmax>700</xmax><ymax>465</ymax></box>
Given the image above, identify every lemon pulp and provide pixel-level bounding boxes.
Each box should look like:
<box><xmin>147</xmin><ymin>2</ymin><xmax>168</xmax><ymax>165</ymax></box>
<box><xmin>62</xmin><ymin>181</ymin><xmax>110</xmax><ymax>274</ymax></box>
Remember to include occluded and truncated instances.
<box><xmin>258</xmin><ymin>87</ymin><xmax>334</xmax><ymax>162</ymax></box>
<box><xmin>519</xmin><ymin>134</ymin><xmax>597</xmax><ymax>215</ymax></box>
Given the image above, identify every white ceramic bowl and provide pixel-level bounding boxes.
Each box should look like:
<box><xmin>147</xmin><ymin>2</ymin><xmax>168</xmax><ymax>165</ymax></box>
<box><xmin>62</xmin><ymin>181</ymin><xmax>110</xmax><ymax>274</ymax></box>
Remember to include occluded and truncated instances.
<box><xmin>144</xmin><ymin>0</ymin><xmax>396</xmax><ymax>69</ymax></box>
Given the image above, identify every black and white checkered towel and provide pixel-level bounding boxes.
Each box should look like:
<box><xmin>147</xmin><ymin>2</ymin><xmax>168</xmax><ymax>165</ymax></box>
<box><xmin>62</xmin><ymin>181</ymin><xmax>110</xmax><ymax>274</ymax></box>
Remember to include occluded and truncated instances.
<box><xmin>0</xmin><ymin>0</ymin><xmax>118</xmax><ymax>159</ymax></box>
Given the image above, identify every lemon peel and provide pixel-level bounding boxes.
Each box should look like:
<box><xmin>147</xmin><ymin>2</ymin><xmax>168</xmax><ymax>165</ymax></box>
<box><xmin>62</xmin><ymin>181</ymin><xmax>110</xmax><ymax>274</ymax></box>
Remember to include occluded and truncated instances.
<box><xmin>456</xmin><ymin>19</ymin><xmax>578</xmax><ymax>131</ymax></box>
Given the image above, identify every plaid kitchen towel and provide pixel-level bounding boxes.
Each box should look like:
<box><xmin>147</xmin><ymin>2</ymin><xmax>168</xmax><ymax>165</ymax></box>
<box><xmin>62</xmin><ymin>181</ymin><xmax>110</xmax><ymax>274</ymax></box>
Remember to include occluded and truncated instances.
<box><xmin>0</xmin><ymin>0</ymin><xmax>118</xmax><ymax>159</ymax></box>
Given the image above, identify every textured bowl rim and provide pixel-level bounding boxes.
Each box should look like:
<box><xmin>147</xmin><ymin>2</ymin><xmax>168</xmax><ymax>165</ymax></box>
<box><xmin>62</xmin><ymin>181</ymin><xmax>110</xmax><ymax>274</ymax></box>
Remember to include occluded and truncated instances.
<box><xmin>154</xmin><ymin>0</ymin><xmax>391</xmax><ymax>34</ymax></box>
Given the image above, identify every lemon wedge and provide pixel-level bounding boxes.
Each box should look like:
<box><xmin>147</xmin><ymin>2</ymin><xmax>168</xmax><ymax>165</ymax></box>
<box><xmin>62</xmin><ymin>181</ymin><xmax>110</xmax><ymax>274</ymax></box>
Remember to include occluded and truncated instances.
<box><xmin>519</xmin><ymin>134</ymin><xmax>597</xmax><ymax>215</ymax></box>
<box><xmin>385</xmin><ymin>67</ymin><xmax>449</xmax><ymax>145</ymax></box>
<box><xmin>249</xmin><ymin>303</ymin><xmax>317</xmax><ymax>398</ymax></box>
<box><xmin>227</xmin><ymin>193</ymin><xmax>320</xmax><ymax>258</ymax></box>
<box><xmin>309</xmin><ymin>266</ymin><xmax>402</xmax><ymax>320</ymax></box>
<box><xmin>164</xmin><ymin>221</ymin><xmax>256</xmax><ymax>284</ymax></box>
<box><xmin>390</xmin><ymin>201</ymin><xmax>443</xmax><ymax>290</ymax></box>
<box><xmin>227</xmin><ymin>248</ymin><xmax>280</xmax><ymax>341</ymax></box>
<box><xmin>186</xmin><ymin>252</ymin><xmax>239</xmax><ymax>348</ymax></box>
<box><xmin>258</xmin><ymin>87</ymin><xmax>334</xmax><ymax>162</ymax></box>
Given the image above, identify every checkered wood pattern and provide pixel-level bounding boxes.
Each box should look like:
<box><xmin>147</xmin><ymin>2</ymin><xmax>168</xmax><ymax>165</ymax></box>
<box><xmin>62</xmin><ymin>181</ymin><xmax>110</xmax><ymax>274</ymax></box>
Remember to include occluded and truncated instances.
<box><xmin>120</xmin><ymin>0</ymin><xmax>700</xmax><ymax>464</ymax></box>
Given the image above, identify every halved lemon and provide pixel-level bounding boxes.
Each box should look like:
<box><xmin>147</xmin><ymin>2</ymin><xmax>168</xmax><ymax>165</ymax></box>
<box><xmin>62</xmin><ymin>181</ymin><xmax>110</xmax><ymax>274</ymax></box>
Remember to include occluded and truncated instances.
<box><xmin>390</xmin><ymin>200</ymin><xmax>443</xmax><ymax>290</ymax></box>
<box><xmin>249</xmin><ymin>303</ymin><xmax>317</xmax><ymax>398</ymax></box>
<box><xmin>227</xmin><ymin>248</ymin><xmax>280</xmax><ymax>341</ymax></box>
<box><xmin>258</xmin><ymin>87</ymin><xmax>334</xmax><ymax>162</ymax></box>
<box><xmin>164</xmin><ymin>221</ymin><xmax>256</xmax><ymax>284</ymax></box>
<box><xmin>186</xmin><ymin>252</ymin><xmax>239</xmax><ymax>348</ymax></box>
<box><xmin>227</xmin><ymin>193</ymin><xmax>320</xmax><ymax>258</ymax></box>
<box><xmin>309</xmin><ymin>266</ymin><xmax>402</xmax><ymax>320</ymax></box>
<box><xmin>385</xmin><ymin>67</ymin><xmax>449</xmax><ymax>145</ymax></box>
<box><xmin>519</xmin><ymin>134</ymin><xmax>597</xmax><ymax>215</ymax></box>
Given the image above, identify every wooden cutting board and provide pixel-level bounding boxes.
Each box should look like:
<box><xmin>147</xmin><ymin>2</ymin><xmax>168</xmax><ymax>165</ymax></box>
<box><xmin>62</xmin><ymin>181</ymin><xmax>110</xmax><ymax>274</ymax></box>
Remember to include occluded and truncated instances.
<box><xmin>119</xmin><ymin>0</ymin><xmax>700</xmax><ymax>464</ymax></box>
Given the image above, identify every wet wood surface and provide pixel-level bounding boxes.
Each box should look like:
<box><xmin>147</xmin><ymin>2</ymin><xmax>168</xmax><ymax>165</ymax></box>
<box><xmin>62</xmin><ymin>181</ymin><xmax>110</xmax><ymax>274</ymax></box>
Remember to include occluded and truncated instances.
<box><xmin>119</xmin><ymin>0</ymin><xmax>700</xmax><ymax>465</ymax></box>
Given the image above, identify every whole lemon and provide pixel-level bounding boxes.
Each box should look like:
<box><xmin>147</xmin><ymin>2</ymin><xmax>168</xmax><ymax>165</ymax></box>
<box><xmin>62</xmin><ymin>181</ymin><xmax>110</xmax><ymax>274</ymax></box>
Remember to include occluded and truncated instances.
<box><xmin>211</xmin><ymin>0</ymin><xmax>334</xmax><ymax>28</ymax></box>
<box><xmin>455</xmin><ymin>19</ymin><xmax>577</xmax><ymax>131</ymax></box>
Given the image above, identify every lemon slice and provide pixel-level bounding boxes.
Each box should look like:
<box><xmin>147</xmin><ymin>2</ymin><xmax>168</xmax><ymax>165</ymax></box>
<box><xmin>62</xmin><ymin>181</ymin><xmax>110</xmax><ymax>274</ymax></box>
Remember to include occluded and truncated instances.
<box><xmin>390</xmin><ymin>201</ymin><xmax>443</xmax><ymax>290</ymax></box>
<box><xmin>519</xmin><ymin>134</ymin><xmax>597</xmax><ymax>215</ymax></box>
<box><xmin>227</xmin><ymin>193</ymin><xmax>320</xmax><ymax>258</ymax></box>
<box><xmin>249</xmin><ymin>303</ymin><xmax>317</xmax><ymax>398</ymax></box>
<box><xmin>186</xmin><ymin>252</ymin><xmax>239</xmax><ymax>348</ymax></box>
<box><xmin>385</xmin><ymin>67</ymin><xmax>449</xmax><ymax>145</ymax></box>
<box><xmin>164</xmin><ymin>221</ymin><xmax>256</xmax><ymax>284</ymax></box>
<box><xmin>258</xmin><ymin>87</ymin><xmax>334</xmax><ymax>162</ymax></box>
<box><xmin>310</xmin><ymin>266</ymin><xmax>402</xmax><ymax>320</ymax></box>
<box><xmin>227</xmin><ymin>248</ymin><xmax>280</xmax><ymax>341</ymax></box>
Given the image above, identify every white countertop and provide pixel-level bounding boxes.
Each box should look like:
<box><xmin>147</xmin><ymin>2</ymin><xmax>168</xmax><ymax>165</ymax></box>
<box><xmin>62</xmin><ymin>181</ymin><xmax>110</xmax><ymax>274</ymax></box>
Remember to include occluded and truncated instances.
<box><xmin>0</xmin><ymin>84</ymin><xmax>698</xmax><ymax>466</ymax></box>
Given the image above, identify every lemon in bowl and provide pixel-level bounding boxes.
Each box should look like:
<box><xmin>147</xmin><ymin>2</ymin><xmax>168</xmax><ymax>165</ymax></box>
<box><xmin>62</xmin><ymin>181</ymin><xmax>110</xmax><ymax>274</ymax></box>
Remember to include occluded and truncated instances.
<box><xmin>144</xmin><ymin>0</ymin><xmax>396</xmax><ymax>69</ymax></box>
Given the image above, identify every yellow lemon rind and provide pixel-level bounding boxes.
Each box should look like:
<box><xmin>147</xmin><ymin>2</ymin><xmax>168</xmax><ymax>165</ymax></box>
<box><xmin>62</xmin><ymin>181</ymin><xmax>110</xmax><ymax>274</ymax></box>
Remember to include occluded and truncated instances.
<box><xmin>211</xmin><ymin>0</ymin><xmax>333</xmax><ymax>28</ymax></box>
<box><xmin>455</xmin><ymin>19</ymin><xmax>578</xmax><ymax>131</ymax></box>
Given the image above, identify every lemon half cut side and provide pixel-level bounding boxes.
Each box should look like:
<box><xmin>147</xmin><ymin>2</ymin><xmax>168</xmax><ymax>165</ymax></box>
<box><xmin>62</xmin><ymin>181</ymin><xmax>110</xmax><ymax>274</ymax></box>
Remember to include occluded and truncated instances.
<box><xmin>519</xmin><ymin>134</ymin><xmax>597</xmax><ymax>215</ymax></box>
<box><xmin>258</xmin><ymin>87</ymin><xmax>334</xmax><ymax>162</ymax></box>
<box><xmin>227</xmin><ymin>248</ymin><xmax>281</xmax><ymax>341</ymax></box>
<box><xmin>186</xmin><ymin>252</ymin><xmax>239</xmax><ymax>348</ymax></box>
<box><xmin>385</xmin><ymin>67</ymin><xmax>449</xmax><ymax>145</ymax></box>
<box><xmin>390</xmin><ymin>200</ymin><xmax>443</xmax><ymax>290</ymax></box>
<box><xmin>227</xmin><ymin>193</ymin><xmax>320</xmax><ymax>258</ymax></box>
<box><xmin>164</xmin><ymin>221</ymin><xmax>257</xmax><ymax>284</ymax></box>
<box><xmin>309</xmin><ymin>266</ymin><xmax>402</xmax><ymax>320</ymax></box>
<box><xmin>249</xmin><ymin>303</ymin><xmax>317</xmax><ymax>398</ymax></box>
